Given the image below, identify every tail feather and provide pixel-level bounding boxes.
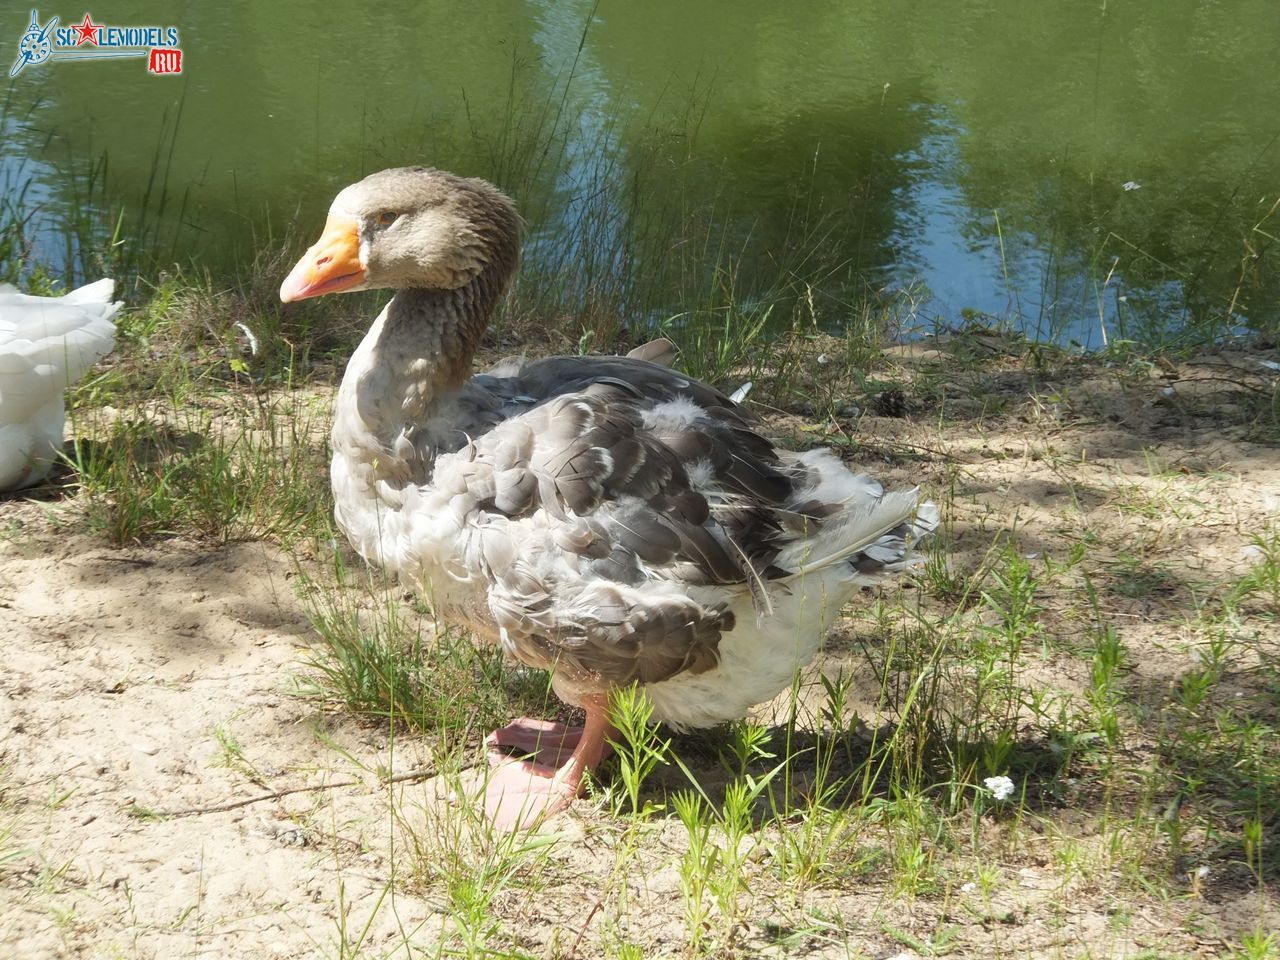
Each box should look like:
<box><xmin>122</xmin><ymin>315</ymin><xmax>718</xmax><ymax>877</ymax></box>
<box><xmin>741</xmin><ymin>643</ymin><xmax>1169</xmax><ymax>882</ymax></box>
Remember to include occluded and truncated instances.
<box><xmin>779</xmin><ymin>491</ymin><xmax>937</xmax><ymax>581</ymax></box>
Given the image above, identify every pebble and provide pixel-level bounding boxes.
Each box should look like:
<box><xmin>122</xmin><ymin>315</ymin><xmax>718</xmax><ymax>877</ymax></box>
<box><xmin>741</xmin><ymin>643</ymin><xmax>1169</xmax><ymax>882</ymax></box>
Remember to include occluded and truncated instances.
<box><xmin>265</xmin><ymin>820</ymin><xmax>308</xmax><ymax>846</ymax></box>
<box><xmin>133</xmin><ymin>742</ymin><xmax>159</xmax><ymax>756</ymax></box>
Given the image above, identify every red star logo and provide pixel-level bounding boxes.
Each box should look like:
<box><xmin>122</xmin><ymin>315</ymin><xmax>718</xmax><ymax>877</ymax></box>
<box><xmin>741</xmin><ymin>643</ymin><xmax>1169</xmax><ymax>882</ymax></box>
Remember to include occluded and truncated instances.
<box><xmin>71</xmin><ymin>12</ymin><xmax>101</xmax><ymax>46</ymax></box>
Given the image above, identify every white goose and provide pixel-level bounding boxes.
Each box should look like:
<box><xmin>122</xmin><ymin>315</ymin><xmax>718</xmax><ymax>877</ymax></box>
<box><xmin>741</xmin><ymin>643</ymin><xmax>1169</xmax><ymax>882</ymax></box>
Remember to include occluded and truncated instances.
<box><xmin>281</xmin><ymin>168</ymin><xmax>937</xmax><ymax>829</ymax></box>
<box><xmin>0</xmin><ymin>279</ymin><xmax>120</xmax><ymax>492</ymax></box>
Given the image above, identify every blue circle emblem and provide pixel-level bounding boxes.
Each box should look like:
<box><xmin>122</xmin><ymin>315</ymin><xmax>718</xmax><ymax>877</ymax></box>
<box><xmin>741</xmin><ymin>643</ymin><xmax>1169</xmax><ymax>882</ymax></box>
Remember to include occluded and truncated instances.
<box><xmin>17</xmin><ymin>26</ymin><xmax>52</xmax><ymax>66</ymax></box>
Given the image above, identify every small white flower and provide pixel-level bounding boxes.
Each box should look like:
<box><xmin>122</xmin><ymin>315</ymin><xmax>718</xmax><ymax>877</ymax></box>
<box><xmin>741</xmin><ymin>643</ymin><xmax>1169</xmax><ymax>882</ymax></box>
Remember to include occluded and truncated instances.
<box><xmin>984</xmin><ymin>775</ymin><xmax>1016</xmax><ymax>801</ymax></box>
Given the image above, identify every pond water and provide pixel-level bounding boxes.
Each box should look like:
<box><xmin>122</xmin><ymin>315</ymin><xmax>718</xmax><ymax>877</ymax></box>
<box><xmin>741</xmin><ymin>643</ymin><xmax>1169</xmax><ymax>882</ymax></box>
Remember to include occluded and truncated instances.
<box><xmin>3</xmin><ymin>0</ymin><xmax>1278</xmax><ymax>347</ymax></box>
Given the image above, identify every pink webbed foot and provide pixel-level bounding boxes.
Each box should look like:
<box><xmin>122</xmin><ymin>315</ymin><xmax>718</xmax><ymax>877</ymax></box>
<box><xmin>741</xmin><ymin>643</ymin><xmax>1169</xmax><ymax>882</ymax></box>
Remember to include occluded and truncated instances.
<box><xmin>473</xmin><ymin>760</ymin><xmax>581</xmax><ymax>831</ymax></box>
<box><xmin>485</xmin><ymin>717</ymin><xmax>588</xmax><ymax>771</ymax></box>
<box><xmin>463</xmin><ymin>695</ymin><xmax>614</xmax><ymax>832</ymax></box>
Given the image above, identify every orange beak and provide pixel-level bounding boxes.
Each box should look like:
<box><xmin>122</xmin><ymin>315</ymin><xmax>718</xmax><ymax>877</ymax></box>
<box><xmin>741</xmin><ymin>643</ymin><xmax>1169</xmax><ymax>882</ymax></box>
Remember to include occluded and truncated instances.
<box><xmin>279</xmin><ymin>215</ymin><xmax>365</xmax><ymax>302</ymax></box>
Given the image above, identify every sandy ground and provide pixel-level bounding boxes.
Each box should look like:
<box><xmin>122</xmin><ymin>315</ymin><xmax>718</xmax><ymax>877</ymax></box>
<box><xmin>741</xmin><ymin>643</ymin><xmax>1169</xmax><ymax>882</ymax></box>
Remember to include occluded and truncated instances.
<box><xmin>0</xmin><ymin>531</ymin><xmax>454</xmax><ymax>957</ymax></box>
<box><xmin>2</xmin><ymin>340</ymin><xmax>1278</xmax><ymax>958</ymax></box>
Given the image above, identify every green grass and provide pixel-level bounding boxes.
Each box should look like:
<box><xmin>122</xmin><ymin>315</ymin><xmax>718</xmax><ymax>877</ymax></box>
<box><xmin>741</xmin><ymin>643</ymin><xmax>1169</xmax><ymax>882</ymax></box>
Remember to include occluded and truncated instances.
<box><xmin>293</xmin><ymin>549</ymin><xmax>549</xmax><ymax>745</ymax></box>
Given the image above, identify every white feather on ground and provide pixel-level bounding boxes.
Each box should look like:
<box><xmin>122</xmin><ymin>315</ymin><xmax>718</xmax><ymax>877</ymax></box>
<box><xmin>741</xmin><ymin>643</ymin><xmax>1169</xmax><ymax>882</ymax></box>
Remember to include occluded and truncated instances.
<box><xmin>0</xmin><ymin>279</ymin><xmax>120</xmax><ymax>491</ymax></box>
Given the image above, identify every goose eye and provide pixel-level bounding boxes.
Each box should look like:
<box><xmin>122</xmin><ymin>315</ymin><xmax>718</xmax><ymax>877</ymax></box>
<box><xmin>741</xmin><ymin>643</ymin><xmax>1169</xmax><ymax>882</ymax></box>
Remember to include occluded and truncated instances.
<box><xmin>377</xmin><ymin>211</ymin><xmax>399</xmax><ymax>226</ymax></box>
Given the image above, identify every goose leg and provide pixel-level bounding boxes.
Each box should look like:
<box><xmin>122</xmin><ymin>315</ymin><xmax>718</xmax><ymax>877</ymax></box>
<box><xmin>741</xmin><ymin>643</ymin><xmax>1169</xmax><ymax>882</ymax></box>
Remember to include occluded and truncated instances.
<box><xmin>474</xmin><ymin>694</ymin><xmax>612</xmax><ymax>831</ymax></box>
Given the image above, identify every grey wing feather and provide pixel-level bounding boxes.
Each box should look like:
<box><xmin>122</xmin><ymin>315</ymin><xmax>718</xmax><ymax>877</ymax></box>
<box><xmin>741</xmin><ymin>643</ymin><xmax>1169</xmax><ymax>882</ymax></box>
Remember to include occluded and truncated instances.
<box><xmin>491</xmin><ymin>581</ymin><xmax>734</xmax><ymax>686</ymax></box>
<box><xmin>428</xmin><ymin>349</ymin><xmax>930</xmax><ymax>688</ymax></box>
<box><xmin>423</xmin><ymin>352</ymin><xmax>795</xmax><ymax>684</ymax></box>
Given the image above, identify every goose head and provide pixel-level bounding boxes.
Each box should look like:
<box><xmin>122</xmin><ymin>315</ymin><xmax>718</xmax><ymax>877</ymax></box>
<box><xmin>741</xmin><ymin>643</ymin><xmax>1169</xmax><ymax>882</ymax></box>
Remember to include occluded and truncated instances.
<box><xmin>280</xmin><ymin>166</ymin><xmax>521</xmax><ymax>303</ymax></box>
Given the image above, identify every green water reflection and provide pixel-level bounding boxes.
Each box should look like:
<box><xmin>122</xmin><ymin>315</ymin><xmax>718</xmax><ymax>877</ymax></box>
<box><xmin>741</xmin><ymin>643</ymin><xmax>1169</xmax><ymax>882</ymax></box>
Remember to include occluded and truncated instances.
<box><xmin>4</xmin><ymin>0</ymin><xmax>1278</xmax><ymax>346</ymax></box>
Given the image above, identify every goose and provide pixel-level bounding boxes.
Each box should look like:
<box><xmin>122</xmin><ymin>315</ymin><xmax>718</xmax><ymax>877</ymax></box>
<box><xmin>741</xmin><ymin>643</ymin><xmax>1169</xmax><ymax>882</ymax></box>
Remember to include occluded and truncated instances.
<box><xmin>280</xmin><ymin>167</ymin><xmax>937</xmax><ymax>829</ymax></box>
<box><xmin>0</xmin><ymin>279</ymin><xmax>120</xmax><ymax>492</ymax></box>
